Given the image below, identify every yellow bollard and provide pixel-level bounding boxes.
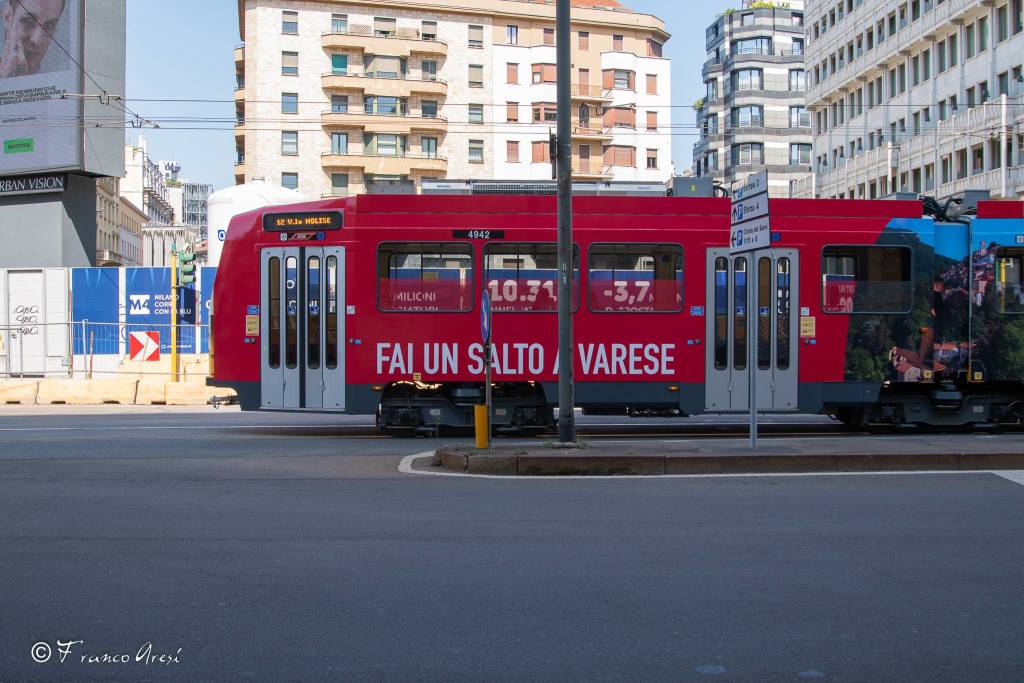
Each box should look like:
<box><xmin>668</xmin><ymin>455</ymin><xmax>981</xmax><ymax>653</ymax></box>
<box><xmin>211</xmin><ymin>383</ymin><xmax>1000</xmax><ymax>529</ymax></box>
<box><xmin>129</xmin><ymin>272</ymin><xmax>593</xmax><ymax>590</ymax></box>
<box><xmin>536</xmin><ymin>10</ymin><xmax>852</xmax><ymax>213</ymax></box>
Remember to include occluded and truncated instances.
<box><xmin>474</xmin><ymin>404</ymin><xmax>489</xmax><ymax>449</ymax></box>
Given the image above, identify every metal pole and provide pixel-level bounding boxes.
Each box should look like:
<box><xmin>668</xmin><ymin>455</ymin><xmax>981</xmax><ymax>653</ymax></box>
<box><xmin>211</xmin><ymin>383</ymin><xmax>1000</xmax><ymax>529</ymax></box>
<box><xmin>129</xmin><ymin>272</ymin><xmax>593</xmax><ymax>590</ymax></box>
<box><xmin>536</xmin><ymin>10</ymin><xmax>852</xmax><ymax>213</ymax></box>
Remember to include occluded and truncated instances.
<box><xmin>171</xmin><ymin>248</ymin><xmax>180</xmax><ymax>382</ymax></box>
<box><xmin>749</xmin><ymin>260</ymin><xmax>757</xmax><ymax>449</ymax></box>
<box><xmin>556</xmin><ymin>0</ymin><xmax>575</xmax><ymax>444</ymax></box>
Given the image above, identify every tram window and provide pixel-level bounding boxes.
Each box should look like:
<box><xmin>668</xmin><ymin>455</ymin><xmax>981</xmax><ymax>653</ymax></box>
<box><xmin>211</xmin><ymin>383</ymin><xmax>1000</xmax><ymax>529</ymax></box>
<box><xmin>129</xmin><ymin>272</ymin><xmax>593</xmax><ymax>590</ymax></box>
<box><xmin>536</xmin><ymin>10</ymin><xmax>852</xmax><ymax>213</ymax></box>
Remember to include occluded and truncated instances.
<box><xmin>822</xmin><ymin>246</ymin><xmax>912</xmax><ymax>313</ymax></box>
<box><xmin>757</xmin><ymin>257</ymin><xmax>771</xmax><ymax>370</ymax></box>
<box><xmin>734</xmin><ymin>257</ymin><xmax>747</xmax><ymax>370</ymax></box>
<box><xmin>268</xmin><ymin>257</ymin><xmax>281</xmax><ymax>369</ymax></box>
<box><xmin>996</xmin><ymin>251</ymin><xmax>1024</xmax><ymax>314</ymax></box>
<box><xmin>378</xmin><ymin>243</ymin><xmax>473</xmax><ymax>312</ymax></box>
<box><xmin>484</xmin><ymin>243</ymin><xmax>579</xmax><ymax>312</ymax></box>
<box><xmin>326</xmin><ymin>256</ymin><xmax>339</xmax><ymax>369</ymax></box>
<box><xmin>588</xmin><ymin>243</ymin><xmax>683</xmax><ymax>313</ymax></box>
<box><xmin>307</xmin><ymin>256</ymin><xmax>321</xmax><ymax>370</ymax></box>
<box><xmin>285</xmin><ymin>256</ymin><xmax>298</xmax><ymax>368</ymax></box>
<box><xmin>714</xmin><ymin>257</ymin><xmax>728</xmax><ymax>370</ymax></box>
<box><xmin>777</xmin><ymin>257</ymin><xmax>791</xmax><ymax>370</ymax></box>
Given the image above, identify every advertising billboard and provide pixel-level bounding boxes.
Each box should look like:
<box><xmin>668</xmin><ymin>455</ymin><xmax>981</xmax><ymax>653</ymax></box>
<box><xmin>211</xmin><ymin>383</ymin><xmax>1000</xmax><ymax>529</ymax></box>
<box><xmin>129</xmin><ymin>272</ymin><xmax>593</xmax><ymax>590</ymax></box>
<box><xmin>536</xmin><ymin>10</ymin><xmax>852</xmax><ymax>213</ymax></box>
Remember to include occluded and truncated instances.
<box><xmin>0</xmin><ymin>0</ymin><xmax>83</xmax><ymax>176</ymax></box>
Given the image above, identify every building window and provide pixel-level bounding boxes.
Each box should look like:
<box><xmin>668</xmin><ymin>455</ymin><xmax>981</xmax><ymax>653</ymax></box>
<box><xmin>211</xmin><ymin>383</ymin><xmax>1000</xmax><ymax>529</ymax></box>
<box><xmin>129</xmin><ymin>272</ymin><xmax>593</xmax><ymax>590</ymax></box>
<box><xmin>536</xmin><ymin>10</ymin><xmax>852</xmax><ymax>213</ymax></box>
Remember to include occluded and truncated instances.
<box><xmin>533</xmin><ymin>103</ymin><xmax>557</xmax><ymax>123</ymax></box>
<box><xmin>533</xmin><ymin>63</ymin><xmax>556</xmax><ymax>83</ymax></box>
<box><xmin>281</xmin><ymin>173</ymin><xmax>298</xmax><ymax>190</ymax></box>
<box><xmin>731</xmin><ymin>143</ymin><xmax>764</xmax><ymax>165</ymax></box>
<box><xmin>507</xmin><ymin>140</ymin><xmax>519</xmax><ymax>163</ymax></box>
<box><xmin>282</xmin><ymin>10</ymin><xmax>298</xmax><ymax>34</ymax></box>
<box><xmin>331</xmin><ymin>94</ymin><xmax>348</xmax><ymax>113</ymax></box>
<box><xmin>532</xmin><ymin>140</ymin><xmax>550</xmax><ymax>163</ymax></box>
<box><xmin>741</xmin><ymin>12</ymin><xmax>755</xmax><ymax>26</ymax></box>
<box><xmin>612</xmin><ymin>69</ymin><xmax>633</xmax><ymax>90</ymax></box>
<box><xmin>331</xmin><ymin>13</ymin><xmax>347</xmax><ymax>33</ymax></box>
<box><xmin>731</xmin><ymin>105</ymin><xmax>763</xmax><ymax>127</ymax></box>
<box><xmin>790</xmin><ymin>106</ymin><xmax>809</xmax><ymax>128</ymax></box>
<box><xmin>506</xmin><ymin>24</ymin><xmax>518</xmax><ymax>45</ymax></box>
<box><xmin>790</xmin><ymin>143</ymin><xmax>811</xmax><ymax>166</ymax></box>
<box><xmin>544</xmin><ymin>27</ymin><xmax>555</xmax><ymax>46</ymax></box>
<box><xmin>422</xmin><ymin>60</ymin><xmax>437</xmax><ymax>81</ymax></box>
<box><xmin>281</xmin><ymin>92</ymin><xmax>298</xmax><ymax>114</ymax></box>
<box><xmin>469</xmin><ymin>140</ymin><xmax>484</xmax><ymax>163</ymax></box>
<box><xmin>331</xmin><ymin>132</ymin><xmax>348</xmax><ymax>155</ymax></box>
<box><xmin>949</xmin><ymin>34</ymin><xmax>958</xmax><ymax>65</ymax></box>
<box><xmin>791</xmin><ymin>38</ymin><xmax>804</xmax><ymax>55</ymax></box>
<box><xmin>373</xmin><ymin>17</ymin><xmax>396</xmax><ymax>37</ymax></box>
<box><xmin>468</xmin><ymin>64</ymin><xmax>483</xmax><ymax>87</ymax></box>
<box><xmin>330</xmin><ymin>173</ymin><xmax>349</xmax><ymax>196</ymax></box>
<box><xmin>331</xmin><ymin>54</ymin><xmax>347</xmax><ymax>75</ymax></box>
<box><xmin>506</xmin><ymin>102</ymin><xmax>519</xmax><ymax>123</ymax></box>
<box><xmin>980</xmin><ymin>16</ymin><xmax>989</xmax><ymax>51</ymax></box>
<box><xmin>421</xmin><ymin>21</ymin><xmax>437</xmax><ymax>41</ymax></box>
<box><xmin>646</xmin><ymin>149</ymin><xmax>658</xmax><ymax>169</ymax></box>
<box><xmin>732</xmin><ymin>37</ymin><xmax>771</xmax><ymax>55</ymax></box>
<box><xmin>966</xmin><ymin>23</ymin><xmax>976</xmax><ymax>58</ymax></box>
<box><xmin>364</xmin><ymin>95</ymin><xmax>407</xmax><ymax>115</ymax></box>
<box><xmin>507</xmin><ymin>62</ymin><xmax>519</xmax><ymax>84</ymax></box>
<box><xmin>422</xmin><ymin>137</ymin><xmax>438</xmax><ymax>158</ymax></box>
<box><xmin>789</xmin><ymin>69</ymin><xmax>806</xmax><ymax>91</ymax></box>
<box><xmin>612</xmin><ymin>34</ymin><xmax>623</xmax><ymax>51</ymax></box>
<box><xmin>468</xmin><ymin>24</ymin><xmax>483</xmax><ymax>48</ymax></box>
<box><xmin>731</xmin><ymin>68</ymin><xmax>762</xmax><ymax>91</ymax></box>
<box><xmin>366</xmin><ymin>133</ymin><xmax>404</xmax><ymax>157</ymax></box>
<box><xmin>603</xmin><ymin>145</ymin><xmax>635</xmax><ymax>167</ymax></box>
<box><xmin>421</xmin><ymin>99</ymin><xmax>438</xmax><ymax>118</ymax></box>
<box><xmin>647</xmin><ymin>39</ymin><xmax>662</xmax><ymax>57</ymax></box>
<box><xmin>646</xmin><ymin>73</ymin><xmax>657</xmax><ymax>94</ymax></box>
<box><xmin>578</xmin><ymin>31</ymin><xmax>589</xmax><ymax>50</ymax></box>
<box><xmin>922</xmin><ymin>48</ymin><xmax>931</xmax><ymax>80</ymax></box>
<box><xmin>1014</xmin><ymin>0</ymin><xmax>1024</xmax><ymax>34</ymax></box>
<box><xmin>281</xmin><ymin>131</ymin><xmax>298</xmax><ymax>156</ymax></box>
<box><xmin>282</xmin><ymin>51</ymin><xmax>298</xmax><ymax>76</ymax></box>
<box><xmin>468</xmin><ymin>104</ymin><xmax>484</xmax><ymax>124</ymax></box>
<box><xmin>646</xmin><ymin>111</ymin><xmax>657</xmax><ymax>131</ymax></box>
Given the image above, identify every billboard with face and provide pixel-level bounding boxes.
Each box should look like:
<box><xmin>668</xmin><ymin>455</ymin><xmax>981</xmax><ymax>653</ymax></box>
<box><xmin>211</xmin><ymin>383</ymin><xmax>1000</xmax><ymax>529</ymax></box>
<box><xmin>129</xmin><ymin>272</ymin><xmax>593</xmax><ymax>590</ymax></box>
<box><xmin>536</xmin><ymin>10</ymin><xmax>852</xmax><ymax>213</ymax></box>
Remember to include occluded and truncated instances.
<box><xmin>0</xmin><ymin>0</ymin><xmax>81</xmax><ymax>175</ymax></box>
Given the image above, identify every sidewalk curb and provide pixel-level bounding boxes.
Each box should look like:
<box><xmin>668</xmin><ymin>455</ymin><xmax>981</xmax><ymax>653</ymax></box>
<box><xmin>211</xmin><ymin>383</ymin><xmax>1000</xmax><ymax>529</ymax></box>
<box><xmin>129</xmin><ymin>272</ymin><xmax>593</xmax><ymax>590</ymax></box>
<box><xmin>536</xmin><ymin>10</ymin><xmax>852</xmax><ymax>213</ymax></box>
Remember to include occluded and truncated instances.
<box><xmin>435</xmin><ymin>447</ymin><xmax>1024</xmax><ymax>476</ymax></box>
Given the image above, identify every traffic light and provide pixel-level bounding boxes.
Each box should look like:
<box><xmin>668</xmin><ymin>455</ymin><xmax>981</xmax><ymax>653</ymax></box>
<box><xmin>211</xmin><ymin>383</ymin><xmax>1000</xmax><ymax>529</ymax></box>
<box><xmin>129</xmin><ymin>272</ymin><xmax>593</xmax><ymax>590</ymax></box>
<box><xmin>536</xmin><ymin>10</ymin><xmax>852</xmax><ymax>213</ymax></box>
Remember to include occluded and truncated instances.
<box><xmin>178</xmin><ymin>249</ymin><xmax>196</xmax><ymax>285</ymax></box>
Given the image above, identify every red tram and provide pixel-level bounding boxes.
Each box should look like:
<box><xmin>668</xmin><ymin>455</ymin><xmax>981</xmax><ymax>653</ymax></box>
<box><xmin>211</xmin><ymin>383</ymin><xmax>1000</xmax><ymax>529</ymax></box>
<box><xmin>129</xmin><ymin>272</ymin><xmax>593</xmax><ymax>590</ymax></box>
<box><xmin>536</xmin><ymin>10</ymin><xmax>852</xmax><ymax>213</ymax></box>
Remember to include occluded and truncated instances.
<box><xmin>210</xmin><ymin>194</ymin><xmax>1024</xmax><ymax>430</ymax></box>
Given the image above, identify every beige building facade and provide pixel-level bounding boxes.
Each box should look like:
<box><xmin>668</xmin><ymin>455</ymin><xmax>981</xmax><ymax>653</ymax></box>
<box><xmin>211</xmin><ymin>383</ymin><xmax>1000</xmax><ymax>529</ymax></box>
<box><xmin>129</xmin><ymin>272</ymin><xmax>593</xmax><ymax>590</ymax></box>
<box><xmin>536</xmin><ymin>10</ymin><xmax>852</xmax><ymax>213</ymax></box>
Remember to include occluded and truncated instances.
<box><xmin>234</xmin><ymin>0</ymin><xmax>672</xmax><ymax>197</ymax></box>
<box><xmin>95</xmin><ymin>176</ymin><xmax>147</xmax><ymax>267</ymax></box>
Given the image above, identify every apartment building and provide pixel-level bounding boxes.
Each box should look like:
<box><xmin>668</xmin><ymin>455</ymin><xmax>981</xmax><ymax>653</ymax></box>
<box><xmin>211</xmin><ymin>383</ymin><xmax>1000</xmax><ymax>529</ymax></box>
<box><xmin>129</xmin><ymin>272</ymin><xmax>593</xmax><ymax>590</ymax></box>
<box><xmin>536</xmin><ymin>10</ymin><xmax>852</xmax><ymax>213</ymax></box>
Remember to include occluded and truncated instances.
<box><xmin>233</xmin><ymin>0</ymin><xmax>672</xmax><ymax>197</ymax></box>
<box><xmin>95</xmin><ymin>176</ymin><xmax>147</xmax><ymax>267</ymax></box>
<box><xmin>123</xmin><ymin>139</ymin><xmax>175</xmax><ymax>225</ymax></box>
<box><xmin>694</xmin><ymin>1</ymin><xmax>811</xmax><ymax>198</ymax></box>
<box><xmin>794</xmin><ymin>0</ymin><xmax>1024</xmax><ymax>200</ymax></box>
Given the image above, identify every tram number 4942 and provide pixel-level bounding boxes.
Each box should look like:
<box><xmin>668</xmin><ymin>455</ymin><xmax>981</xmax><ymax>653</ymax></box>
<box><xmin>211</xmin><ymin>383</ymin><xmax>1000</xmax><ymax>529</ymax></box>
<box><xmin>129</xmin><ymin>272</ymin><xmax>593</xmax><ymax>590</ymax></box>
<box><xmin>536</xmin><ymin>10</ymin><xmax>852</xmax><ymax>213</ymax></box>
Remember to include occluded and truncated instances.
<box><xmin>453</xmin><ymin>229</ymin><xmax>505</xmax><ymax>240</ymax></box>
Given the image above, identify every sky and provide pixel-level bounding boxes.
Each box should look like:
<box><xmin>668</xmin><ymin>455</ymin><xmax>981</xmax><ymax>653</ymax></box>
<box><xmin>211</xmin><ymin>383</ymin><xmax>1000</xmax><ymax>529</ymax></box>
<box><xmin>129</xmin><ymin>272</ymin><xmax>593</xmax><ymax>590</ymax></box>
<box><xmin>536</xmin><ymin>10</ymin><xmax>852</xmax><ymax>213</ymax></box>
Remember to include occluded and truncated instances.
<box><xmin>125</xmin><ymin>0</ymin><xmax>736</xmax><ymax>191</ymax></box>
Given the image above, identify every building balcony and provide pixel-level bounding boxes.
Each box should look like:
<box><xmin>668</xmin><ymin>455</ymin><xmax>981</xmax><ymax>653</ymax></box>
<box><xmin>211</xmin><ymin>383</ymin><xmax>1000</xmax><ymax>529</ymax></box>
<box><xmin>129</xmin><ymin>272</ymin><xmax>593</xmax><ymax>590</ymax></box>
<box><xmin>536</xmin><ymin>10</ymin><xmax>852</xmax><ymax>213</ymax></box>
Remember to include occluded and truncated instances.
<box><xmin>321</xmin><ymin>111</ymin><xmax>448</xmax><ymax>134</ymax></box>
<box><xmin>321</xmin><ymin>151</ymin><xmax>447</xmax><ymax>175</ymax></box>
<box><xmin>571</xmin><ymin>125</ymin><xmax>613</xmax><ymax>142</ymax></box>
<box><xmin>233</xmin><ymin>86</ymin><xmax>244</xmax><ymax>102</ymax></box>
<box><xmin>95</xmin><ymin>249</ymin><xmax>125</xmax><ymax>267</ymax></box>
<box><xmin>574</xmin><ymin>167</ymin><xmax>613</xmax><ymax>180</ymax></box>
<box><xmin>234</xmin><ymin>159</ymin><xmax>245</xmax><ymax>176</ymax></box>
<box><xmin>321</xmin><ymin>72</ymin><xmax>448</xmax><ymax>97</ymax></box>
<box><xmin>321</xmin><ymin>28</ymin><xmax>447</xmax><ymax>58</ymax></box>
<box><xmin>234</xmin><ymin>44</ymin><xmax>244</xmax><ymax>65</ymax></box>
<box><xmin>571</xmin><ymin>85</ymin><xmax>612</xmax><ymax>103</ymax></box>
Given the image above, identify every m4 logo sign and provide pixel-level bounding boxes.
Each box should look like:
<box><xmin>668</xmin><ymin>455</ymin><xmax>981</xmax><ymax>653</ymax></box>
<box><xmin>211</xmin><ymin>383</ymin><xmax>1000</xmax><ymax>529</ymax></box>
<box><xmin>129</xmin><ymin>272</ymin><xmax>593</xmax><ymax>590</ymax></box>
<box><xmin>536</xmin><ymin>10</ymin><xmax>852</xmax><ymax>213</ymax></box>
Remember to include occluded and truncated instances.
<box><xmin>129</xmin><ymin>294</ymin><xmax>151</xmax><ymax>316</ymax></box>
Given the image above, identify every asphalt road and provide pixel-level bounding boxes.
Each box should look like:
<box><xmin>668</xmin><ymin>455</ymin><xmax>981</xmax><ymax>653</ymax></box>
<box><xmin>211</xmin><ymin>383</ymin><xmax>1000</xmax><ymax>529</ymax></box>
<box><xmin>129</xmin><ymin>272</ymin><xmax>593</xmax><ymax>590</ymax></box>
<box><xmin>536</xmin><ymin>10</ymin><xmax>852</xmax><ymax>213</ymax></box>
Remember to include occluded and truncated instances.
<box><xmin>2</xmin><ymin>407</ymin><xmax>1023</xmax><ymax>681</ymax></box>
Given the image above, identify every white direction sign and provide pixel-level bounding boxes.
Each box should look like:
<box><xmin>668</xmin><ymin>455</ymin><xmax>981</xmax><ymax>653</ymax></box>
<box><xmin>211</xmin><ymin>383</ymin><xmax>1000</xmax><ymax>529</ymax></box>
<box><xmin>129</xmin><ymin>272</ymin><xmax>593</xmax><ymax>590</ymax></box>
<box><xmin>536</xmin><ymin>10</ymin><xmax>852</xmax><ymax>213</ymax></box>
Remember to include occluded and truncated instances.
<box><xmin>730</xmin><ymin>171</ymin><xmax>771</xmax><ymax>254</ymax></box>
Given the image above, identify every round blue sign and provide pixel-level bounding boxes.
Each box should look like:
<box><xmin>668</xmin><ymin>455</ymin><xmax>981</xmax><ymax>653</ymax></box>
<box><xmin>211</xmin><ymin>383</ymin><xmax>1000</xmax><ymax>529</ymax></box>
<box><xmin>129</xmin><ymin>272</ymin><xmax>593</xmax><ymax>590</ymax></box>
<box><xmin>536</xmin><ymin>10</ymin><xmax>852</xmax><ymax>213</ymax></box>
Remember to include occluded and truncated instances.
<box><xmin>481</xmin><ymin>290</ymin><xmax>492</xmax><ymax>343</ymax></box>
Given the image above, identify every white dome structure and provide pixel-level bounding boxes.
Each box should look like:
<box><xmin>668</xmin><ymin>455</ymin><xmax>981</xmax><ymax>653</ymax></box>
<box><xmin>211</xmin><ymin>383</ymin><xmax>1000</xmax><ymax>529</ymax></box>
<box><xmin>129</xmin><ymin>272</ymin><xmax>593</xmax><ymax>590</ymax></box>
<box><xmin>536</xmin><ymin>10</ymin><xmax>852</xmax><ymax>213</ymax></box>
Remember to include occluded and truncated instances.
<box><xmin>207</xmin><ymin>181</ymin><xmax>310</xmax><ymax>266</ymax></box>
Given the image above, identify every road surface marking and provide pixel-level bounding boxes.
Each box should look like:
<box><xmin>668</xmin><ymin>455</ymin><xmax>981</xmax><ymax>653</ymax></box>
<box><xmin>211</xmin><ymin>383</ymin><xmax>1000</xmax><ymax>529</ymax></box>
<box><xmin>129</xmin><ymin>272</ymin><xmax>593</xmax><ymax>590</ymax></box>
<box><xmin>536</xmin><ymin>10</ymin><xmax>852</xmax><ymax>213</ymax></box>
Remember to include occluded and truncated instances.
<box><xmin>994</xmin><ymin>471</ymin><xmax>1024</xmax><ymax>486</ymax></box>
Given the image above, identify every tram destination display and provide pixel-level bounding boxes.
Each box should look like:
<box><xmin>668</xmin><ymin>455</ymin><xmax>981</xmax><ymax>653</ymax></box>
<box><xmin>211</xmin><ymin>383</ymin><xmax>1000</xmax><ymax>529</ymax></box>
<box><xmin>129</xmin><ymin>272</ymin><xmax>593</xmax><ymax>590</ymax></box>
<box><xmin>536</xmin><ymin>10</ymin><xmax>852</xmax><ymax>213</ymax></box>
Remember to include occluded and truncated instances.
<box><xmin>263</xmin><ymin>211</ymin><xmax>344</xmax><ymax>232</ymax></box>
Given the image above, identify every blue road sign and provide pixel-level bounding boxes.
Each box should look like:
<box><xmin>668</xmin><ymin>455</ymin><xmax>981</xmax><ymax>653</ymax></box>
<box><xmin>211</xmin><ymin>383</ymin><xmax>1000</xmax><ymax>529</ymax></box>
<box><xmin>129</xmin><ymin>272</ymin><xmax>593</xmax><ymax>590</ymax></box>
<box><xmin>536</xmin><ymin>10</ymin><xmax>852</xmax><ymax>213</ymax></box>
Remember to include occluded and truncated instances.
<box><xmin>481</xmin><ymin>290</ymin><xmax>492</xmax><ymax>342</ymax></box>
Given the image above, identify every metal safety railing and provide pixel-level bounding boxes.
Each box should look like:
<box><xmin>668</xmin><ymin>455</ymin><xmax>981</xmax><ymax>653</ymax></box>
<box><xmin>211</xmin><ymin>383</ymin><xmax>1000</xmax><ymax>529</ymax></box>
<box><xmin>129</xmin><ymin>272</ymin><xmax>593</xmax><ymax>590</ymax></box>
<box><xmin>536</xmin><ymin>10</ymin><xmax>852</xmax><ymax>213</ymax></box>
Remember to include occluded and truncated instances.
<box><xmin>0</xmin><ymin>321</ymin><xmax>210</xmax><ymax>379</ymax></box>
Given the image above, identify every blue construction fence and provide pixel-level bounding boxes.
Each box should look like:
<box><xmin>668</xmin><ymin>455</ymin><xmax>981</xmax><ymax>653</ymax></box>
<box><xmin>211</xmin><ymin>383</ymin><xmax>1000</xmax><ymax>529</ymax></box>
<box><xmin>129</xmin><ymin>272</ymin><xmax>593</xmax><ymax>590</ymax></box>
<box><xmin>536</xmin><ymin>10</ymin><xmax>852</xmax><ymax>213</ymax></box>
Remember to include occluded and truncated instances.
<box><xmin>70</xmin><ymin>267</ymin><xmax>217</xmax><ymax>355</ymax></box>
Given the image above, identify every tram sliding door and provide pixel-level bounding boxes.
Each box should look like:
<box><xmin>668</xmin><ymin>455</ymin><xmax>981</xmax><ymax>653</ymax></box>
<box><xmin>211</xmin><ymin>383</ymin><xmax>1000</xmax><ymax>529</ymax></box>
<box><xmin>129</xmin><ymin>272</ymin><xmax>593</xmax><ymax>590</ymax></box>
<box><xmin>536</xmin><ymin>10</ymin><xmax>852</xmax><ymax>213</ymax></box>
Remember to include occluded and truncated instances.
<box><xmin>260</xmin><ymin>246</ymin><xmax>345</xmax><ymax>411</ymax></box>
<box><xmin>705</xmin><ymin>248</ymin><xmax>798</xmax><ymax>412</ymax></box>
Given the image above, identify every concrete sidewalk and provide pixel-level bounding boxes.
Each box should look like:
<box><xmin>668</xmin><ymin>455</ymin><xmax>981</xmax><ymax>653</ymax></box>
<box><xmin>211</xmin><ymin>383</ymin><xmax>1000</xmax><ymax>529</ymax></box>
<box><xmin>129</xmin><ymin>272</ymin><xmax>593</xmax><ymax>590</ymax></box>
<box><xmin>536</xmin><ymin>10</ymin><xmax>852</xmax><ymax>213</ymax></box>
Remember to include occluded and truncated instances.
<box><xmin>435</xmin><ymin>433</ymin><xmax>1024</xmax><ymax>476</ymax></box>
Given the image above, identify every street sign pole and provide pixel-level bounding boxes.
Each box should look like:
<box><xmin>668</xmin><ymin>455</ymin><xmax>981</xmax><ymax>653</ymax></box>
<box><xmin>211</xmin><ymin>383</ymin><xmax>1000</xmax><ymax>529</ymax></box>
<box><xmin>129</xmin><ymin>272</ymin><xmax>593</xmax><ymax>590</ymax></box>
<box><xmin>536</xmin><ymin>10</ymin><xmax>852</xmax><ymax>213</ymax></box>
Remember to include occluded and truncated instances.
<box><xmin>730</xmin><ymin>171</ymin><xmax>770</xmax><ymax>450</ymax></box>
<box><xmin>556</xmin><ymin>0</ymin><xmax>575</xmax><ymax>444</ymax></box>
<box><xmin>170</xmin><ymin>245</ymin><xmax>179</xmax><ymax>383</ymax></box>
<box><xmin>481</xmin><ymin>290</ymin><xmax>493</xmax><ymax>449</ymax></box>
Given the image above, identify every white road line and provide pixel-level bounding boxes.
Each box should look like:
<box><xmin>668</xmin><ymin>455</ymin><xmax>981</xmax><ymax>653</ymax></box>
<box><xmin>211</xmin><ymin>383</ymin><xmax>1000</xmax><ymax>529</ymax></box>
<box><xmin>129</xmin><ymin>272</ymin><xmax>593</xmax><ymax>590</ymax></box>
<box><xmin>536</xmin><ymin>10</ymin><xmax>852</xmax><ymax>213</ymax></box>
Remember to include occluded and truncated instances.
<box><xmin>0</xmin><ymin>424</ymin><xmax>360</xmax><ymax>432</ymax></box>
<box><xmin>397</xmin><ymin>452</ymin><xmax>1011</xmax><ymax>481</ymax></box>
<box><xmin>994</xmin><ymin>471</ymin><xmax>1024</xmax><ymax>486</ymax></box>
